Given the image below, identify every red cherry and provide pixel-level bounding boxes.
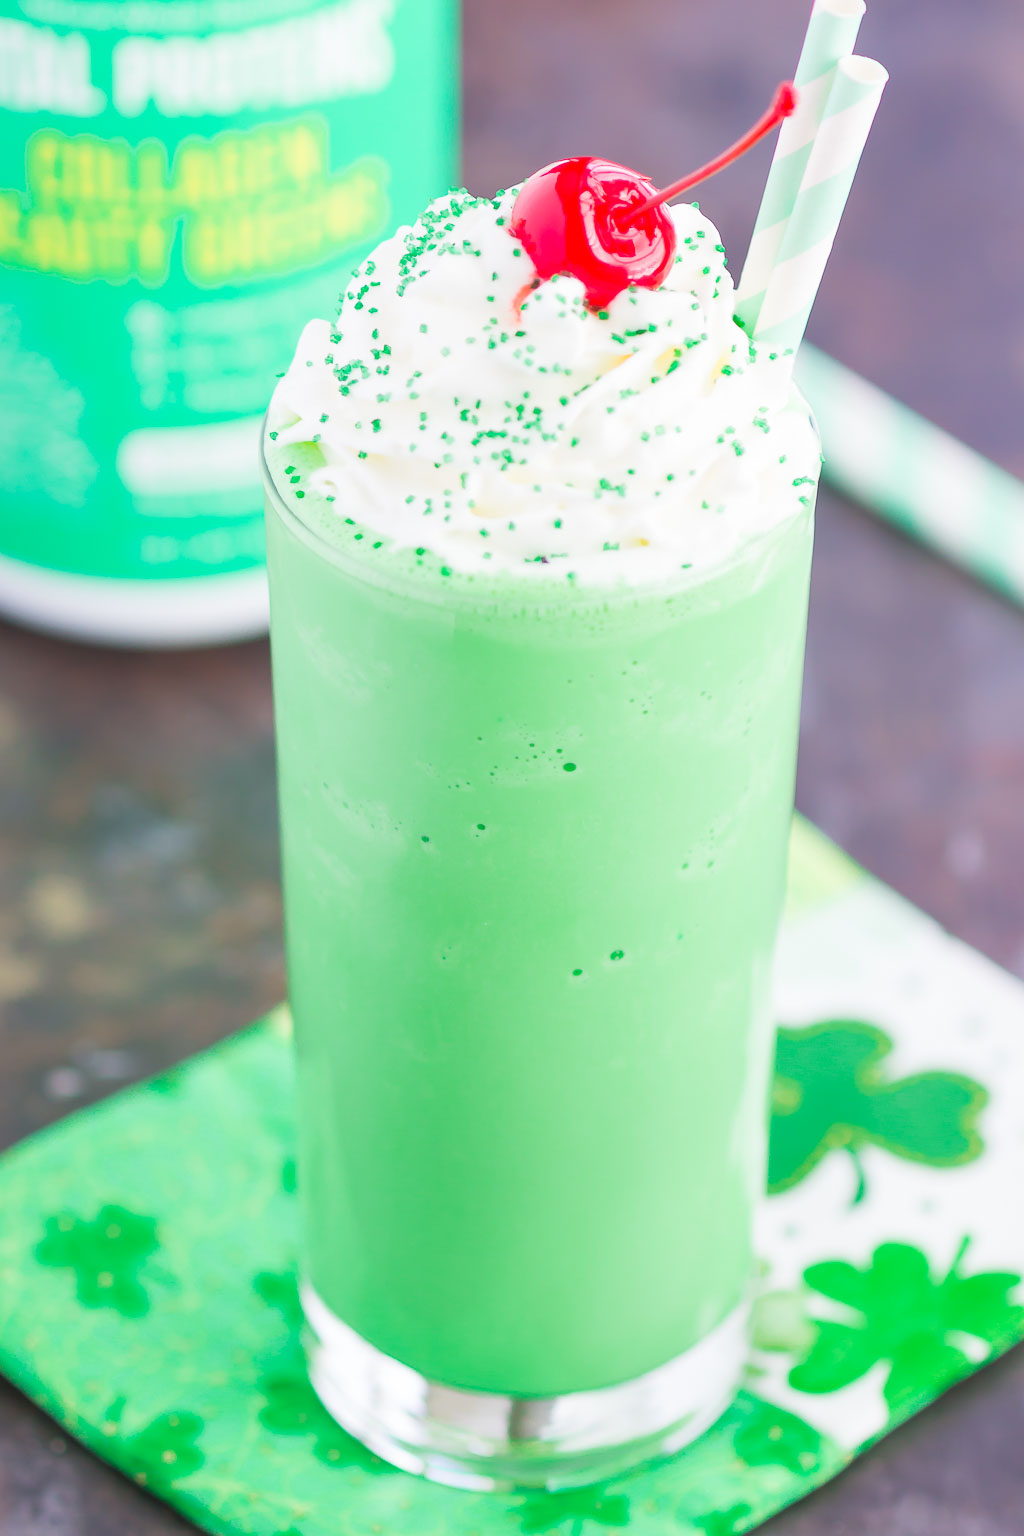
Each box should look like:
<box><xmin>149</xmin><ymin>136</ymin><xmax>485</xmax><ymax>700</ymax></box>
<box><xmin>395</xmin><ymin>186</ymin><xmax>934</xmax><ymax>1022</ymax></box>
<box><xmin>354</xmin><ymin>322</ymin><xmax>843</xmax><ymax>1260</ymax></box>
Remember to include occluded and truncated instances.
<box><xmin>509</xmin><ymin>82</ymin><xmax>796</xmax><ymax>312</ymax></box>
<box><xmin>509</xmin><ymin>158</ymin><xmax>677</xmax><ymax>313</ymax></box>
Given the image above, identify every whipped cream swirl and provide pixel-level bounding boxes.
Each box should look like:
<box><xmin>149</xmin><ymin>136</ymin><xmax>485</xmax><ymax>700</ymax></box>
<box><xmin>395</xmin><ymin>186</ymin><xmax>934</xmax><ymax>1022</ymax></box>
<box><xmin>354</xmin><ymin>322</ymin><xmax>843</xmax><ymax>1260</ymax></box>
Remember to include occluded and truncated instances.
<box><xmin>268</xmin><ymin>186</ymin><xmax>819</xmax><ymax>584</ymax></box>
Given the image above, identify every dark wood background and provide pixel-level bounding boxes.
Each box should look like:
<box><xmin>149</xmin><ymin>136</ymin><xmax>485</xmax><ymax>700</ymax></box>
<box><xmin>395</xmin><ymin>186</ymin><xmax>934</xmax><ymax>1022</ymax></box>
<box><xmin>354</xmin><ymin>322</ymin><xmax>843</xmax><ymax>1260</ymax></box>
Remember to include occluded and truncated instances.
<box><xmin>3</xmin><ymin>0</ymin><xmax>1024</xmax><ymax>1529</ymax></box>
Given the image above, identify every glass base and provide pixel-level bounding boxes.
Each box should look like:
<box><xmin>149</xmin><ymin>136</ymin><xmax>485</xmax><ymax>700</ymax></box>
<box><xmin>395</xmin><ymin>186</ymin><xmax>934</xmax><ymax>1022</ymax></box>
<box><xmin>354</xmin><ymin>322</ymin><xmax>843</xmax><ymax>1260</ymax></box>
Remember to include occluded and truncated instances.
<box><xmin>302</xmin><ymin>1284</ymin><xmax>748</xmax><ymax>1491</ymax></box>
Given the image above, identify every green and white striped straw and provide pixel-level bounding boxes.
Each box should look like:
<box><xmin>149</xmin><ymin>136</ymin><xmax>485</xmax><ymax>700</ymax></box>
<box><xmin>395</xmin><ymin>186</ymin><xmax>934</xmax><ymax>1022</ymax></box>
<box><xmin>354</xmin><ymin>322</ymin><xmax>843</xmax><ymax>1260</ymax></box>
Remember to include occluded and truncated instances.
<box><xmin>735</xmin><ymin>0</ymin><xmax>865</xmax><ymax>335</ymax></box>
<box><xmin>753</xmin><ymin>54</ymin><xmax>888</xmax><ymax>359</ymax></box>
<box><xmin>796</xmin><ymin>344</ymin><xmax>1024</xmax><ymax>606</ymax></box>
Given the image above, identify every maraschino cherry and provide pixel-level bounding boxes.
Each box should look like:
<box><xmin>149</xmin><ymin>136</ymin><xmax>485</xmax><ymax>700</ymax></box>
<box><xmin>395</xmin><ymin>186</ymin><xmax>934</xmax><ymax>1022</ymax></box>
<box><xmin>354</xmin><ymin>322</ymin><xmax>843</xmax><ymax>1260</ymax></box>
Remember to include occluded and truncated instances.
<box><xmin>509</xmin><ymin>82</ymin><xmax>796</xmax><ymax>312</ymax></box>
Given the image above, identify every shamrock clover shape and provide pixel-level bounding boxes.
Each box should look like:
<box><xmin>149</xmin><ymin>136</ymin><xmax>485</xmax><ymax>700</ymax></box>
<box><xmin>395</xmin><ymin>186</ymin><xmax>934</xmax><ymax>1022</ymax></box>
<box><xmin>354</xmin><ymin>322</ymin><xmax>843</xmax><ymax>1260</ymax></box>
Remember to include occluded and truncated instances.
<box><xmin>100</xmin><ymin>1399</ymin><xmax>205</xmax><ymax>1491</ymax></box>
<box><xmin>122</xmin><ymin>1410</ymin><xmax>205</xmax><ymax>1489</ymax></box>
<box><xmin>769</xmin><ymin>1020</ymin><xmax>987</xmax><ymax>1200</ymax></box>
<box><xmin>257</xmin><ymin>1367</ymin><xmax>391</xmax><ymax>1473</ymax></box>
<box><xmin>36</xmin><ymin>1204</ymin><xmax>161</xmax><ymax>1317</ymax></box>
<box><xmin>790</xmin><ymin>1240</ymin><xmax>1024</xmax><ymax>1421</ymax></box>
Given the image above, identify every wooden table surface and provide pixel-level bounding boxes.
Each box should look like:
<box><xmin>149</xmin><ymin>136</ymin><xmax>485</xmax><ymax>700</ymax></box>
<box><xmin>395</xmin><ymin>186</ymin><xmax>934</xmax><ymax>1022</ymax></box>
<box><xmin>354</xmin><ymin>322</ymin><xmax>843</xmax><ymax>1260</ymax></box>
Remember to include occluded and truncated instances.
<box><xmin>3</xmin><ymin>0</ymin><xmax>1024</xmax><ymax>1530</ymax></box>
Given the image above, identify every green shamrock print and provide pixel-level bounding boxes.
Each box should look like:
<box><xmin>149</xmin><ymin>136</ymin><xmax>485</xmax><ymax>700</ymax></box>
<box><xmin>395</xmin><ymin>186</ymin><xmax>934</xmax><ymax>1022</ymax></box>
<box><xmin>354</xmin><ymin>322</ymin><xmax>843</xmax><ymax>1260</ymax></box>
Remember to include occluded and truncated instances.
<box><xmin>253</xmin><ymin>1269</ymin><xmax>389</xmax><ymax>1472</ymax></box>
<box><xmin>103</xmin><ymin>1401</ymin><xmax>204</xmax><ymax>1490</ymax></box>
<box><xmin>257</xmin><ymin>1367</ymin><xmax>391</xmax><ymax>1473</ymax></box>
<box><xmin>35</xmin><ymin>1205</ymin><xmax>160</xmax><ymax>1317</ymax></box>
<box><xmin>517</xmin><ymin>1485</ymin><xmax>630</xmax><ymax>1534</ymax></box>
<box><xmin>254</xmin><ymin>1270</ymin><xmax>304</xmax><ymax>1331</ymax></box>
<box><xmin>790</xmin><ymin>1239</ymin><xmax>1024</xmax><ymax>1420</ymax></box>
<box><xmin>691</xmin><ymin>1507</ymin><xmax>753</xmax><ymax>1536</ymax></box>
<box><xmin>732</xmin><ymin>1399</ymin><xmax>823</xmax><ymax>1476</ymax></box>
<box><xmin>769</xmin><ymin>1020</ymin><xmax>987</xmax><ymax>1199</ymax></box>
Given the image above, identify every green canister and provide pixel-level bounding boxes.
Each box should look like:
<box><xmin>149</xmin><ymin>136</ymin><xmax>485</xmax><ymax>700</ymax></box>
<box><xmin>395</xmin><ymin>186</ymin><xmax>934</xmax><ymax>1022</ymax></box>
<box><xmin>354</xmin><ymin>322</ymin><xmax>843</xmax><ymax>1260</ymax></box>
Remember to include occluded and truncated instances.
<box><xmin>0</xmin><ymin>0</ymin><xmax>457</xmax><ymax>644</ymax></box>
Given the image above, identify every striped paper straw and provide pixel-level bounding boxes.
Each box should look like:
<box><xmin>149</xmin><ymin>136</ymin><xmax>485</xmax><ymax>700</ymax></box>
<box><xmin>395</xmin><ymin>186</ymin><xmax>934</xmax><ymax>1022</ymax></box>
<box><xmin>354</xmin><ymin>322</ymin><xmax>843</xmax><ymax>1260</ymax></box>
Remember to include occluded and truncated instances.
<box><xmin>753</xmin><ymin>55</ymin><xmax>887</xmax><ymax>359</ymax></box>
<box><xmin>795</xmin><ymin>344</ymin><xmax>1024</xmax><ymax>605</ymax></box>
<box><xmin>736</xmin><ymin>0</ymin><xmax>865</xmax><ymax>335</ymax></box>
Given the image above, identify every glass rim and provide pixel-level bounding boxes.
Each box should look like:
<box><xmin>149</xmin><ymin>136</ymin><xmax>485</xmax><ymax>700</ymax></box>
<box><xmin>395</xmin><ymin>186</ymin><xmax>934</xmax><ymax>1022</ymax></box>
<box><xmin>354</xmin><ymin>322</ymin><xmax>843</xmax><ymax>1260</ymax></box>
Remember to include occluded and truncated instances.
<box><xmin>259</xmin><ymin>405</ymin><xmax>820</xmax><ymax>618</ymax></box>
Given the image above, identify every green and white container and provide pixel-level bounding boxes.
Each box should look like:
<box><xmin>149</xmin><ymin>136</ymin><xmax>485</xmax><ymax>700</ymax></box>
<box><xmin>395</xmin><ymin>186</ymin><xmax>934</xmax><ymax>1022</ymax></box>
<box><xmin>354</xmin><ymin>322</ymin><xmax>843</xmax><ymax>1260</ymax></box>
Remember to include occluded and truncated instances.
<box><xmin>0</xmin><ymin>0</ymin><xmax>457</xmax><ymax>645</ymax></box>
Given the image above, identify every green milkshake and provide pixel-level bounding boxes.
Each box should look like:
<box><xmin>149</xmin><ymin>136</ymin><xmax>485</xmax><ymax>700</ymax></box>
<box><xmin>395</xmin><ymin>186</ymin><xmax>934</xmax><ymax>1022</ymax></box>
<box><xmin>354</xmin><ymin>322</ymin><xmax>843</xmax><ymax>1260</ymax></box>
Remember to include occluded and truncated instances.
<box><xmin>263</xmin><ymin>174</ymin><xmax>820</xmax><ymax>1488</ymax></box>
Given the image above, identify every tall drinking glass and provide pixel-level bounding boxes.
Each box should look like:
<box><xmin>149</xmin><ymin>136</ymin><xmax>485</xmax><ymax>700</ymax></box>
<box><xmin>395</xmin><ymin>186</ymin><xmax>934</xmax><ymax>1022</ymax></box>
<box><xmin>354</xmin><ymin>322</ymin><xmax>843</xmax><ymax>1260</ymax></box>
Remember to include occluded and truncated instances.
<box><xmin>261</xmin><ymin>418</ymin><xmax>817</xmax><ymax>1489</ymax></box>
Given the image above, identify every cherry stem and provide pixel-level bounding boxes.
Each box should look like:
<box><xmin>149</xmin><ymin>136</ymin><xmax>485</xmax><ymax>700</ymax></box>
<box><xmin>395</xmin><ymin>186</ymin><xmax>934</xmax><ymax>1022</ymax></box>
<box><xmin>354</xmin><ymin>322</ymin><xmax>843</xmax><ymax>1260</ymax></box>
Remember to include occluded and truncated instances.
<box><xmin>621</xmin><ymin>81</ymin><xmax>797</xmax><ymax>225</ymax></box>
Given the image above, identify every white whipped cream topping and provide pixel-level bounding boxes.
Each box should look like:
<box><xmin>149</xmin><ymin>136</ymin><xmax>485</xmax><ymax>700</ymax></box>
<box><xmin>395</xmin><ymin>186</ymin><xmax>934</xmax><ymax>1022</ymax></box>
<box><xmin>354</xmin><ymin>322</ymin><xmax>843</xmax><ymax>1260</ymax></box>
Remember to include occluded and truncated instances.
<box><xmin>268</xmin><ymin>186</ymin><xmax>819</xmax><ymax>584</ymax></box>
